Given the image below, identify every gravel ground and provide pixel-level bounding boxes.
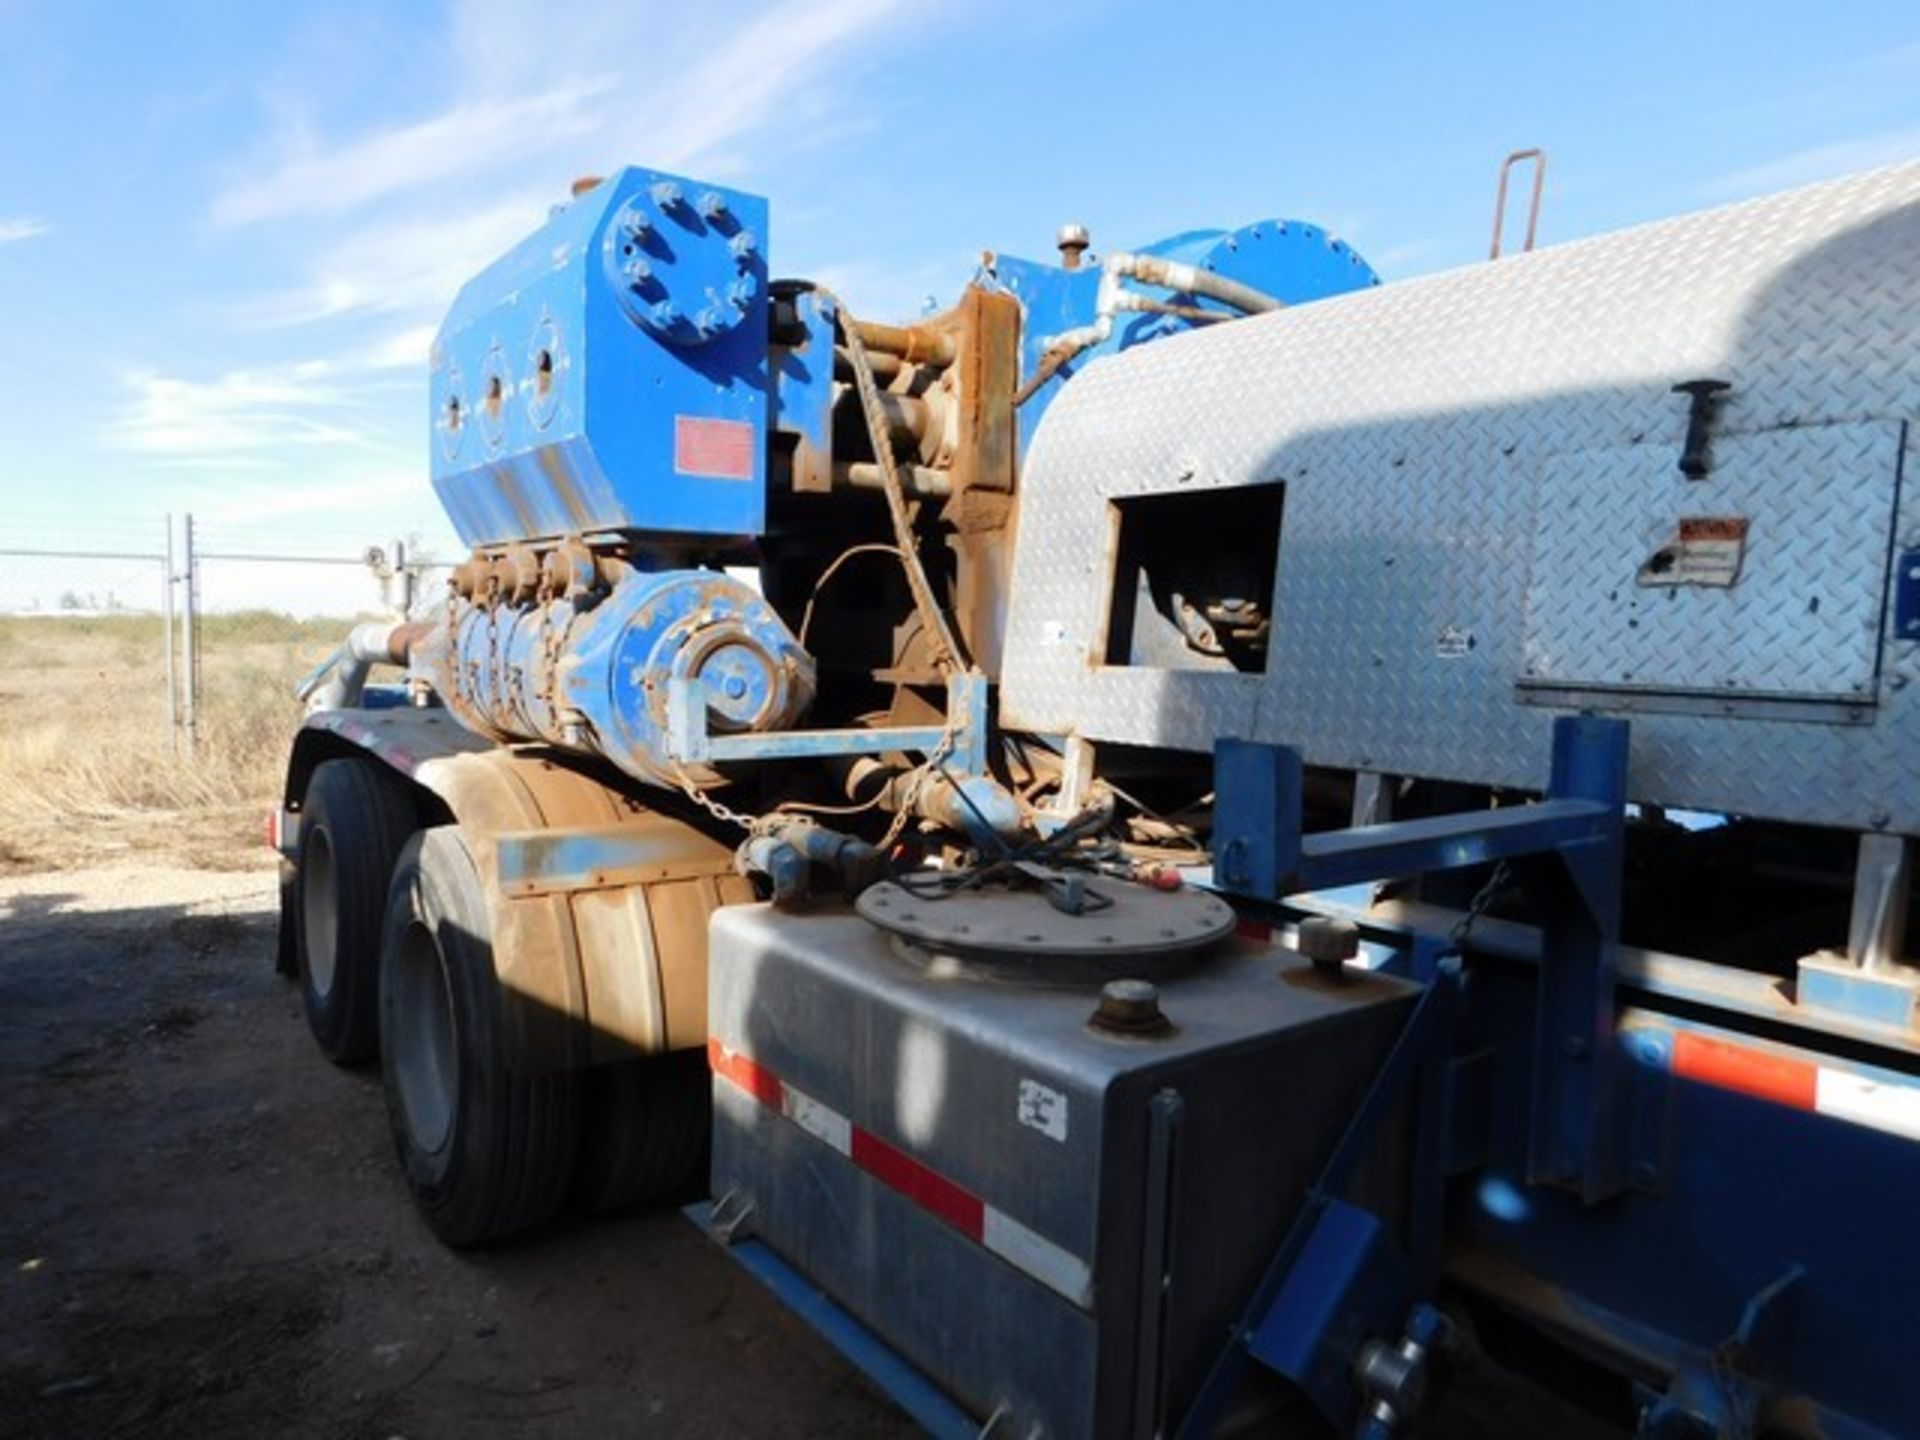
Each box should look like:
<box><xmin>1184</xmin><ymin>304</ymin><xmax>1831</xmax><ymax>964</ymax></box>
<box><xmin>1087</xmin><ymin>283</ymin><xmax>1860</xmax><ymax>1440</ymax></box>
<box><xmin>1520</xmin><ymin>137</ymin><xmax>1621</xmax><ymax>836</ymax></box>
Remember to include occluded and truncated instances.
<box><xmin>0</xmin><ymin>865</ymin><xmax>909</xmax><ymax>1440</ymax></box>
<box><xmin>0</xmin><ymin>865</ymin><xmax>1619</xmax><ymax>1440</ymax></box>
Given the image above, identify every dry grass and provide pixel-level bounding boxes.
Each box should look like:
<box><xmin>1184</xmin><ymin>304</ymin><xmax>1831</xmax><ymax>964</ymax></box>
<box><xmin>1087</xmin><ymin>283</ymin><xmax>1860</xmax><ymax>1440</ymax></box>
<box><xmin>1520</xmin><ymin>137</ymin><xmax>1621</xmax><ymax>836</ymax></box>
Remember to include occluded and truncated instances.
<box><xmin>0</xmin><ymin>613</ymin><xmax>362</xmax><ymax>873</ymax></box>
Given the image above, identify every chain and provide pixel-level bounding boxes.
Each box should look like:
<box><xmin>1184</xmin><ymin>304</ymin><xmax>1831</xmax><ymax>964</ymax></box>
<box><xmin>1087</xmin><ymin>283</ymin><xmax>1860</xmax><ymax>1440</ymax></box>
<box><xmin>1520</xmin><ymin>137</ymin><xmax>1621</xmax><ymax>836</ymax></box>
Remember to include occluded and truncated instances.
<box><xmin>671</xmin><ymin>698</ymin><xmax>964</xmax><ymax>847</ymax></box>
<box><xmin>674</xmin><ymin>769</ymin><xmax>763</xmax><ymax>834</ymax></box>
<box><xmin>1446</xmin><ymin>859</ymin><xmax>1513</xmax><ymax>956</ymax></box>
<box><xmin>876</xmin><ymin>718</ymin><xmax>959</xmax><ymax>851</ymax></box>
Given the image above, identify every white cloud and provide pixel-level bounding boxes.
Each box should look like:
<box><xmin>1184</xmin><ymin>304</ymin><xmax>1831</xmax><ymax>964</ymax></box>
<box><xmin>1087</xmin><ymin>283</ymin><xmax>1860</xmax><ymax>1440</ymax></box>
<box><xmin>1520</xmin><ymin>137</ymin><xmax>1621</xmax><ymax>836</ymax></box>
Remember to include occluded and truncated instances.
<box><xmin>1706</xmin><ymin>127</ymin><xmax>1920</xmax><ymax>199</ymax></box>
<box><xmin>363</xmin><ymin>324</ymin><xmax>438</xmax><ymax>370</ymax></box>
<box><xmin>615</xmin><ymin>0</ymin><xmax>906</xmax><ymax>174</ymax></box>
<box><xmin>211</xmin><ymin>80</ymin><xmax>613</xmax><ymax>227</ymax></box>
<box><xmin>0</xmin><ymin>216</ymin><xmax>48</xmax><ymax>243</ymax></box>
<box><xmin>108</xmin><ymin>361</ymin><xmax>409</xmax><ymax>464</ymax></box>
<box><xmin>213</xmin><ymin>0</ymin><xmax>910</xmax><ymax>231</ymax></box>
<box><xmin>234</xmin><ymin>192</ymin><xmax>550</xmax><ymax>326</ymax></box>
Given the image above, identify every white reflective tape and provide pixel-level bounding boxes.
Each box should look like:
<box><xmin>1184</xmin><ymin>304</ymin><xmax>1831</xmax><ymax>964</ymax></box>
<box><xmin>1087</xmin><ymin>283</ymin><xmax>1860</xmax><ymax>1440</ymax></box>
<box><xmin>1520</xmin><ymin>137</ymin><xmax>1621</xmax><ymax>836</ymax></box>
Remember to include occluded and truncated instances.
<box><xmin>1814</xmin><ymin>1068</ymin><xmax>1920</xmax><ymax>1142</ymax></box>
<box><xmin>781</xmin><ymin>1084</ymin><xmax>852</xmax><ymax>1156</ymax></box>
<box><xmin>981</xmin><ymin>1206</ymin><xmax>1094</xmax><ymax>1310</ymax></box>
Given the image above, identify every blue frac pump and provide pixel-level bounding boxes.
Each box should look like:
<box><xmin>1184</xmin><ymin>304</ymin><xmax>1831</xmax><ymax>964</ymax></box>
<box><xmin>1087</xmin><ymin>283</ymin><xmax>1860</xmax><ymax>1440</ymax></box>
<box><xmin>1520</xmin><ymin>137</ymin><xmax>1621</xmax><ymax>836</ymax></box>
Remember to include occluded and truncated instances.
<box><xmin>287</xmin><ymin>153</ymin><xmax>1920</xmax><ymax>1440</ymax></box>
<box><xmin>412</xmin><ymin>163</ymin><xmax>1377</xmax><ymax>804</ymax></box>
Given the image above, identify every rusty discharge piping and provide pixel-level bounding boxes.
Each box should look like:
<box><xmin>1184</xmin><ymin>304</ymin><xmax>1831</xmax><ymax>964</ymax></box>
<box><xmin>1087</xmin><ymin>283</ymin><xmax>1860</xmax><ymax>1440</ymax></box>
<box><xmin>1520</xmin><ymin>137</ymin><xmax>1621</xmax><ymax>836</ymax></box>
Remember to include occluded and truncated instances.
<box><xmin>302</xmin><ymin>619</ymin><xmax>434</xmax><ymax>711</ymax></box>
<box><xmin>832</xmin><ymin>462</ymin><xmax>952</xmax><ymax>499</ymax></box>
<box><xmin>833</xmin><ymin>346</ymin><xmax>906</xmax><ymax>384</ymax></box>
<box><xmin>848</xmin><ymin>318</ymin><xmax>956</xmax><ymax>368</ymax></box>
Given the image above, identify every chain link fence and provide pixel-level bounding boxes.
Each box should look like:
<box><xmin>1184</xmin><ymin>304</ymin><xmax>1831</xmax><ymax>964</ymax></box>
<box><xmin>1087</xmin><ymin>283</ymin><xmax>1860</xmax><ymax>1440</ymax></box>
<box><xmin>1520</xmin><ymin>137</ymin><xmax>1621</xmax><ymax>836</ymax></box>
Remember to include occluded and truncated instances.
<box><xmin>0</xmin><ymin>513</ymin><xmax>445</xmax><ymax>866</ymax></box>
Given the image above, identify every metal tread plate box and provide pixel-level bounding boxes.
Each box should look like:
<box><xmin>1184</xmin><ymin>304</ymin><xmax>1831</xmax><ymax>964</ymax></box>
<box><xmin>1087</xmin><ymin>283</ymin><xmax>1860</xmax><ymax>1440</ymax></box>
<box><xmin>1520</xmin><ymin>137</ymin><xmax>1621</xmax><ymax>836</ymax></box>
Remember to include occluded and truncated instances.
<box><xmin>1000</xmin><ymin>163</ymin><xmax>1920</xmax><ymax>831</ymax></box>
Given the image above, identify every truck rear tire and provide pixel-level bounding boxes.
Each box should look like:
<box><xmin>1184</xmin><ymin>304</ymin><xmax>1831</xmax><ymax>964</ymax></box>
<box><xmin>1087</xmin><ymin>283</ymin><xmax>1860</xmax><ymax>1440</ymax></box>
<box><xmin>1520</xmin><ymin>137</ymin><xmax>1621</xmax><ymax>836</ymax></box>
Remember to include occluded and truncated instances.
<box><xmin>573</xmin><ymin>1050</ymin><xmax>710</xmax><ymax>1213</ymax></box>
<box><xmin>379</xmin><ymin>827</ymin><xmax>579</xmax><ymax>1246</ymax></box>
<box><xmin>296</xmin><ymin>758</ymin><xmax>415</xmax><ymax>1064</ymax></box>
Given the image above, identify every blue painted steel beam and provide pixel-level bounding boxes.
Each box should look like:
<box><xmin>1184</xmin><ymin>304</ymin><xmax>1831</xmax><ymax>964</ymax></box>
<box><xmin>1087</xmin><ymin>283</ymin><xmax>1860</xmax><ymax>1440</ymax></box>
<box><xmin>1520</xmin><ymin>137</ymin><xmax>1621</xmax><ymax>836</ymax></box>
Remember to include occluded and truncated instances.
<box><xmin>669</xmin><ymin>669</ymin><xmax>992</xmax><ymax>774</ymax></box>
<box><xmin>1298</xmin><ymin>799</ymin><xmax>1615</xmax><ymax>891</ymax></box>
<box><xmin>1528</xmin><ymin>717</ymin><xmax>1629</xmax><ymax>1201</ymax></box>
<box><xmin>683</xmin><ymin>1204</ymin><xmax>979</xmax><ymax>1440</ymax></box>
<box><xmin>705</xmin><ymin>724</ymin><xmax>951</xmax><ymax>762</ymax></box>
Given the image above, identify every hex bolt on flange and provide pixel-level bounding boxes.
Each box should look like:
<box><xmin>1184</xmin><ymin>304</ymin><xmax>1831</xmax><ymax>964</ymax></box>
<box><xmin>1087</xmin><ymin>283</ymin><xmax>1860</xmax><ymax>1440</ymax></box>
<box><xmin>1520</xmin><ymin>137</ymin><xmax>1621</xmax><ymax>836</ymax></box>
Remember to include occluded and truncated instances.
<box><xmin>1297</xmin><ymin>915</ymin><xmax>1361</xmax><ymax>975</ymax></box>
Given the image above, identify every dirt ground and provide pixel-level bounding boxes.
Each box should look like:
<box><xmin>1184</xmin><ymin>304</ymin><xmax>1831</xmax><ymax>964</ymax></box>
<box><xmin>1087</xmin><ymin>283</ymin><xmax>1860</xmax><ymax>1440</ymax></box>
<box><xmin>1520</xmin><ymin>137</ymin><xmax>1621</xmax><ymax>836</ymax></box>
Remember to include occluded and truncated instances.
<box><xmin>0</xmin><ymin>863</ymin><xmax>1620</xmax><ymax>1440</ymax></box>
<box><xmin>0</xmin><ymin>864</ymin><xmax>912</xmax><ymax>1440</ymax></box>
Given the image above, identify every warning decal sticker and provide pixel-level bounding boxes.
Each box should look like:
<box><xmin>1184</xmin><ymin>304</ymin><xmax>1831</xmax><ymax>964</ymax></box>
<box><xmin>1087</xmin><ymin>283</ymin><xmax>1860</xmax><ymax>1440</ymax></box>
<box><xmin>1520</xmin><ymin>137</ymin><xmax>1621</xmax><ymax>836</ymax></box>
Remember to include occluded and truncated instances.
<box><xmin>1637</xmin><ymin>515</ymin><xmax>1750</xmax><ymax>588</ymax></box>
<box><xmin>674</xmin><ymin>415</ymin><xmax>755</xmax><ymax>480</ymax></box>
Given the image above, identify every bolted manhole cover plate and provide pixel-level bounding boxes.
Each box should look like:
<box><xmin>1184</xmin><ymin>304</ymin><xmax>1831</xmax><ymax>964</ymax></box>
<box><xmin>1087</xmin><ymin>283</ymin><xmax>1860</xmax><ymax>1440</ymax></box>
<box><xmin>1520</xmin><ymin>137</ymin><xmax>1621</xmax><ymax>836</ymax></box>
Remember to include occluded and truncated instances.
<box><xmin>856</xmin><ymin>869</ymin><xmax>1237</xmax><ymax>963</ymax></box>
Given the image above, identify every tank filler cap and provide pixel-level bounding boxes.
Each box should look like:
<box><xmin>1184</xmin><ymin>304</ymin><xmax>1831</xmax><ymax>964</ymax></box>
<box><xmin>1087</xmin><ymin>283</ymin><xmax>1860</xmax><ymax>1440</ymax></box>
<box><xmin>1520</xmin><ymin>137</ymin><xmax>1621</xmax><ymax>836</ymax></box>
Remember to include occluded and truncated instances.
<box><xmin>857</xmin><ymin>868</ymin><xmax>1235</xmax><ymax>979</ymax></box>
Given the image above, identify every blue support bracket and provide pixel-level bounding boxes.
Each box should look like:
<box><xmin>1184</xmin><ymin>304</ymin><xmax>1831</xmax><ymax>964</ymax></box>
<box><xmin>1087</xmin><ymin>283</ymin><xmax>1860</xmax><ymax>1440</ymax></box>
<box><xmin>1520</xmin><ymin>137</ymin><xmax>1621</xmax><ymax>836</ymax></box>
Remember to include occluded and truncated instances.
<box><xmin>1213</xmin><ymin>716</ymin><xmax>1629</xmax><ymax>1200</ymax></box>
<box><xmin>667</xmin><ymin>668</ymin><xmax>991</xmax><ymax>773</ymax></box>
<box><xmin>1188</xmin><ymin>718</ymin><xmax>1631</xmax><ymax>1435</ymax></box>
<box><xmin>1530</xmin><ymin>716</ymin><xmax>1630</xmax><ymax>1201</ymax></box>
<box><xmin>1178</xmin><ymin>962</ymin><xmax>1463</xmax><ymax>1437</ymax></box>
<box><xmin>1248</xmin><ymin>1200</ymin><xmax>1415</xmax><ymax>1421</ymax></box>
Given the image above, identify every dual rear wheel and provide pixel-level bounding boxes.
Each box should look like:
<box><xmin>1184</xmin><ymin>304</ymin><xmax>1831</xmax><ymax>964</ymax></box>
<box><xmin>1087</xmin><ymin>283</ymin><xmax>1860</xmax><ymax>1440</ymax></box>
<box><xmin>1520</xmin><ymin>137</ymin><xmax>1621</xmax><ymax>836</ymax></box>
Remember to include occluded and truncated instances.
<box><xmin>293</xmin><ymin>757</ymin><xmax>709</xmax><ymax>1244</ymax></box>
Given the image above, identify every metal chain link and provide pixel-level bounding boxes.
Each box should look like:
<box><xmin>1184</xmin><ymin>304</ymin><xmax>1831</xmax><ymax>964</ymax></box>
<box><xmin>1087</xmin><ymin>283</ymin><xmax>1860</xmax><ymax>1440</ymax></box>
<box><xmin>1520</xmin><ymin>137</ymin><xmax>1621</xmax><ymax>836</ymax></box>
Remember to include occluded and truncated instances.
<box><xmin>674</xmin><ymin>769</ymin><xmax>763</xmax><ymax>834</ymax></box>
<box><xmin>1446</xmin><ymin>859</ymin><xmax>1513</xmax><ymax>955</ymax></box>
<box><xmin>675</xmin><ymin>704</ymin><xmax>964</xmax><ymax>849</ymax></box>
<box><xmin>876</xmin><ymin>717</ymin><xmax>960</xmax><ymax>851</ymax></box>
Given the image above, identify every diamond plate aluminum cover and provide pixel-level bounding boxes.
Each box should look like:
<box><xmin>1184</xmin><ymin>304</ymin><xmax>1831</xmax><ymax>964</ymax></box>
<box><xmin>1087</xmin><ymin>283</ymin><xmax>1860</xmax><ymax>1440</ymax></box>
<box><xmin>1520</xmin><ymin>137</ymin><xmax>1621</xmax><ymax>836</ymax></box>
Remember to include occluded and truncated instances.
<box><xmin>1521</xmin><ymin>421</ymin><xmax>1902</xmax><ymax>700</ymax></box>
<box><xmin>1001</xmin><ymin>163</ymin><xmax>1920</xmax><ymax>832</ymax></box>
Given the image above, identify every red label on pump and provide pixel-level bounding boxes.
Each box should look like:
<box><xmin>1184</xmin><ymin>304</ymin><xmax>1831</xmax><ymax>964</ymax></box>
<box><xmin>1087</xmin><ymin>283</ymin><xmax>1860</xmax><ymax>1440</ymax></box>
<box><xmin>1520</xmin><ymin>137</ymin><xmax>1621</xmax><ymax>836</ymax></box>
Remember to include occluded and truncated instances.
<box><xmin>674</xmin><ymin>416</ymin><xmax>754</xmax><ymax>480</ymax></box>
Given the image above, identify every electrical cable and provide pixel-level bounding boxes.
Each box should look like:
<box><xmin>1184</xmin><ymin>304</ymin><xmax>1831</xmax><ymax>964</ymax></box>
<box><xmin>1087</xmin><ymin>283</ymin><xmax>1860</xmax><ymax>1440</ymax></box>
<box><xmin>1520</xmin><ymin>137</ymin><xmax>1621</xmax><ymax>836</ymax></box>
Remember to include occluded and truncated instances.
<box><xmin>796</xmin><ymin>542</ymin><xmax>900</xmax><ymax>649</ymax></box>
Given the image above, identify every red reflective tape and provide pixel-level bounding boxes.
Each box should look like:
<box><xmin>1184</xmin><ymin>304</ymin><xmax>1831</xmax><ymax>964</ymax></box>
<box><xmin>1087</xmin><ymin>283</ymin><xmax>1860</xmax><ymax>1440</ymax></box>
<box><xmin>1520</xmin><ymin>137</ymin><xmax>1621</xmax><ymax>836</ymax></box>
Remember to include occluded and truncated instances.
<box><xmin>708</xmin><ymin>1039</ymin><xmax>783</xmax><ymax>1109</ymax></box>
<box><xmin>710</xmin><ymin>1038</ymin><xmax>989</xmax><ymax>1240</ymax></box>
<box><xmin>1672</xmin><ymin>1032</ymin><xmax>1817</xmax><ymax>1111</ymax></box>
<box><xmin>706</xmin><ymin>1038</ymin><xmax>1092</xmax><ymax>1304</ymax></box>
<box><xmin>674</xmin><ymin>415</ymin><xmax>754</xmax><ymax>480</ymax></box>
<box><xmin>850</xmin><ymin>1127</ymin><xmax>986</xmax><ymax>1241</ymax></box>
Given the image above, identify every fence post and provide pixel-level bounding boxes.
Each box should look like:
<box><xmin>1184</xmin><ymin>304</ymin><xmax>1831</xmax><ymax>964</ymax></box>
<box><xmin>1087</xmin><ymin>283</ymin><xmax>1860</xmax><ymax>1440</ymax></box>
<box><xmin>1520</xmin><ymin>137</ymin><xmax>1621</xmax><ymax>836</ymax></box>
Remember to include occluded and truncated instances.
<box><xmin>163</xmin><ymin>514</ymin><xmax>178</xmax><ymax>753</ymax></box>
<box><xmin>181</xmin><ymin>512</ymin><xmax>198</xmax><ymax>753</ymax></box>
<box><xmin>395</xmin><ymin>538</ymin><xmax>414</xmax><ymax>614</ymax></box>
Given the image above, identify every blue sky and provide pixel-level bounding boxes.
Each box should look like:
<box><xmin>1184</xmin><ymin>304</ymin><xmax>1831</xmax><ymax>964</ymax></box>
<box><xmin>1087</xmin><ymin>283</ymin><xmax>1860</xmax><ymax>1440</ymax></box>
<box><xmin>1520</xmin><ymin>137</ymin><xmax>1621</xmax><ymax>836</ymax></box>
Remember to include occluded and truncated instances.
<box><xmin>2</xmin><ymin>0</ymin><xmax>1917</xmax><ymax>566</ymax></box>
